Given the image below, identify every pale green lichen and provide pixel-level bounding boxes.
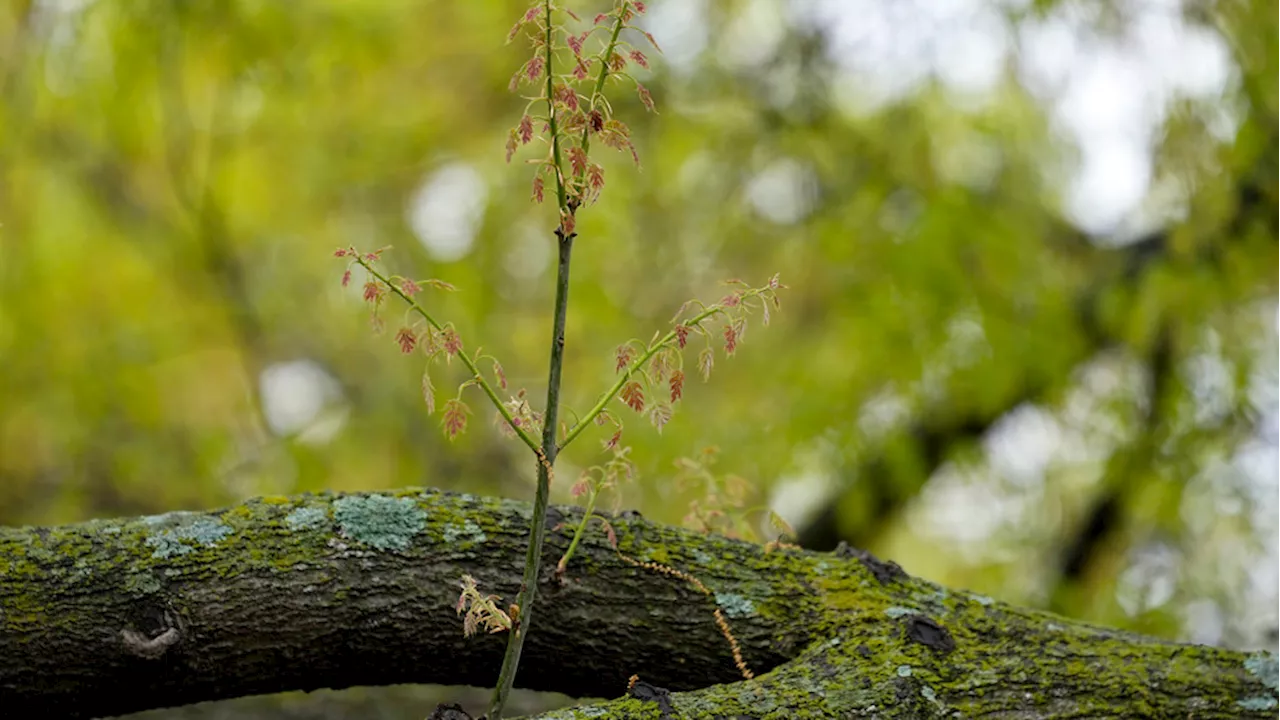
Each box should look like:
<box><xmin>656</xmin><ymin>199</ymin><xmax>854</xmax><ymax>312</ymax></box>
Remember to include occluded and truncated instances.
<box><xmin>1244</xmin><ymin>651</ymin><xmax>1278</xmax><ymax>691</ymax></box>
<box><xmin>1238</xmin><ymin>696</ymin><xmax>1278</xmax><ymax>711</ymax></box>
<box><xmin>921</xmin><ymin>686</ymin><xmax>941</xmax><ymax>706</ymax></box>
<box><xmin>145</xmin><ymin>518</ymin><xmax>233</xmax><ymax>559</ymax></box>
<box><xmin>333</xmin><ymin>495</ymin><xmax>425</xmax><ymax>551</ymax></box>
<box><xmin>442</xmin><ymin>519</ymin><xmax>486</xmax><ymax>545</ymax></box>
<box><xmin>285</xmin><ymin>506</ymin><xmax>328</xmax><ymax>531</ymax></box>
<box><xmin>885</xmin><ymin>606</ymin><xmax>917</xmax><ymax>618</ymax></box>
<box><xmin>715</xmin><ymin>592</ymin><xmax>755</xmax><ymax>618</ymax></box>
<box><xmin>972</xmin><ymin>594</ymin><xmax>994</xmax><ymax>606</ymax></box>
<box><xmin>123</xmin><ymin>571</ymin><xmax>162</xmax><ymax>596</ymax></box>
<box><xmin>896</xmin><ymin>665</ymin><xmax>912</xmax><ymax>677</ymax></box>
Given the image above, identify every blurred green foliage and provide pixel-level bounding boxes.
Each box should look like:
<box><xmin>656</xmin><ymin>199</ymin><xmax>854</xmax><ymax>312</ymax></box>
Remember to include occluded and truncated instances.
<box><xmin>0</xmin><ymin>0</ymin><xmax>1275</xmax><ymax>664</ymax></box>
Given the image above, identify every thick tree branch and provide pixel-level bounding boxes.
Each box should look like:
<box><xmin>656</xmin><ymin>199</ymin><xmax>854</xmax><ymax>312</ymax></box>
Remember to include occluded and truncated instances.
<box><xmin>0</xmin><ymin>489</ymin><xmax>1274</xmax><ymax>719</ymax></box>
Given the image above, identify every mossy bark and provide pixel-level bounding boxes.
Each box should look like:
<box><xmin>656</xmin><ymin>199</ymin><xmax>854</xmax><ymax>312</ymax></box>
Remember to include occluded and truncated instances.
<box><xmin>0</xmin><ymin>488</ymin><xmax>1274</xmax><ymax>719</ymax></box>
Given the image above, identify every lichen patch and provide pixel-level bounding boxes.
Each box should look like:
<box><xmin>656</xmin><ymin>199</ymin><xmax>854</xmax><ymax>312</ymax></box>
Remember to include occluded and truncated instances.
<box><xmin>284</xmin><ymin>506</ymin><xmax>329</xmax><ymax>531</ymax></box>
<box><xmin>333</xmin><ymin>495</ymin><xmax>426</xmax><ymax>551</ymax></box>
<box><xmin>145</xmin><ymin>518</ymin><xmax>233</xmax><ymax>559</ymax></box>
<box><xmin>1244</xmin><ymin>651</ymin><xmax>1278</xmax><ymax>692</ymax></box>
<box><xmin>714</xmin><ymin>592</ymin><xmax>755</xmax><ymax>618</ymax></box>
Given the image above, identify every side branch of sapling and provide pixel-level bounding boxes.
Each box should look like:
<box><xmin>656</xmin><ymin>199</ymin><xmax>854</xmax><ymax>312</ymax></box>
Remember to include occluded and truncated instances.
<box><xmin>556</xmin><ymin>477</ymin><xmax>600</xmax><ymax>575</ymax></box>
<box><xmin>355</xmin><ymin>257</ymin><xmax>542</xmax><ymax>455</ymax></box>
<box><xmin>558</xmin><ymin>293</ymin><xmax>764</xmax><ymax>453</ymax></box>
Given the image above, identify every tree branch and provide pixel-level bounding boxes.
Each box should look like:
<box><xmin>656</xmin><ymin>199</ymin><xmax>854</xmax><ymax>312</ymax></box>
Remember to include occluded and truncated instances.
<box><xmin>0</xmin><ymin>489</ymin><xmax>1273</xmax><ymax>718</ymax></box>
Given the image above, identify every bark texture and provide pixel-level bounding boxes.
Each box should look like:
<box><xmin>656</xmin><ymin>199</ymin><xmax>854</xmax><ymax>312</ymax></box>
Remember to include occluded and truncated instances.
<box><xmin>0</xmin><ymin>488</ymin><xmax>1275</xmax><ymax>719</ymax></box>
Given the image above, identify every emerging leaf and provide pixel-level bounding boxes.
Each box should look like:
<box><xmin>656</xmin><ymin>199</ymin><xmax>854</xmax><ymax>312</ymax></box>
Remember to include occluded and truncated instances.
<box><xmin>698</xmin><ymin>347</ymin><xmax>714</xmax><ymax>381</ymax></box>
<box><xmin>425</xmin><ymin>278</ymin><xmax>458</xmax><ymax>292</ymax></box>
<box><xmin>620</xmin><ymin>381</ymin><xmax>645</xmax><ymax>412</ymax></box>
<box><xmin>649</xmin><ymin>402</ymin><xmax>672</xmax><ymax>433</ymax></box>
<box><xmin>605</xmin><ymin>428</ymin><xmax>622</xmax><ymax>450</ymax></box>
<box><xmin>636</xmin><ymin>83</ymin><xmax>656</xmax><ymax>113</ymax></box>
<box><xmin>615</xmin><ymin>344</ymin><xmax>635</xmax><ymax>374</ymax></box>
<box><xmin>395</xmin><ymin>327</ymin><xmax>418</xmax><ymax>354</ymax></box>
<box><xmin>674</xmin><ymin>323</ymin><xmax>690</xmax><ymax>349</ymax></box>
<box><xmin>443</xmin><ymin>399</ymin><xmax>470</xmax><ymax>440</ymax></box>
<box><xmin>492</xmin><ymin>359</ymin><xmax>508</xmax><ymax>390</ymax></box>
<box><xmin>422</xmin><ymin>368</ymin><xmax>436</xmax><ymax>414</ymax></box>
<box><xmin>599</xmin><ymin>517</ymin><xmax>618</xmax><ymax>549</ymax></box>
<box><xmin>767</xmin><ymin>510</ymin><xmax>796</xmax><ymax>539</ymax></box>
<box><xmin>442</xmin><ymin>328</ymin><xmax>463</xmax><ymax>358</ymax></box>
<box><xmin>362</xmin><ymin>281</ymin><xmax>385</xmax><ymax>304</ymax></box>
<box><xmin>669</xmin><ymin>370</ymin><xmax>684</xmax><ymax>403</ymax></box>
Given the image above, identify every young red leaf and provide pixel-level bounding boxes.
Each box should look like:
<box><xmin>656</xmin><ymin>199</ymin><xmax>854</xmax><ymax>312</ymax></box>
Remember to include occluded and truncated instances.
<box><xmin>723</xmin><ymin>324</ymin><xmax>738</xmax><ymax>355</ymax></box>
<box><xmin>442</xmin><ymin>399</ymin><xmax>470</xmax><ymax>440</ymax></box>
<box><xmin>615</xmin><ymin>344</ymin><xmax>635</xmax><ymax>374</ymax></box>
<box><xmin>674</xmin><ymin>323</ymin><xmax>690</xmax><ymax>349</ymax></box>
<box><xmin>620</xmin><ymin>381</ymin><xmax>644</xmax><ymax>412</ymax></box>
<box><xmin>442</xmin><ymin>328</ymin><xmax>463</xmax><ymax>358</ymax></box>
<box><xmin>395</xmin><ymin>327</ymin><xmax>417</xmax><ymax>354</ymax></box>
<box><xmin>604</xmin><ymin>428</ymin><xmax>622</xmax><ymax>450</ymax></box>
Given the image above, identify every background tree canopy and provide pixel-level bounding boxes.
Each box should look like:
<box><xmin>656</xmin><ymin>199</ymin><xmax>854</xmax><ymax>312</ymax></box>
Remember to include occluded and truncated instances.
<box><xmin>0</xmin><ymin>0</ymin><xmax>1275</xmax><ymax>698</ymax></box>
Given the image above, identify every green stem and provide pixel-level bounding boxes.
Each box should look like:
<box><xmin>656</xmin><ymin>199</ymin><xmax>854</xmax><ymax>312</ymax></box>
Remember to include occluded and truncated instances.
<box><xmin>487</xmin><ymin>232</ymin><xmax>575</xmax><ymax>719</ymax></box>
<box><xmin>356</xmin><ymin>259</ymin><xmax>542</xmax><ymax>455</ymax></box>
<box><xmin>557</xmin><ymin>484</ymin><xmax>599</xmax><ymax>575</ymax></box>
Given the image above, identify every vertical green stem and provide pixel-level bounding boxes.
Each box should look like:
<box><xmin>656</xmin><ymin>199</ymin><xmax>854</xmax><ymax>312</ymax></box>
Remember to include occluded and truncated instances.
<box><xmin>488</xmin><ymin>233</ymin><xmax>574</xmax><ymax>719</ymax></box>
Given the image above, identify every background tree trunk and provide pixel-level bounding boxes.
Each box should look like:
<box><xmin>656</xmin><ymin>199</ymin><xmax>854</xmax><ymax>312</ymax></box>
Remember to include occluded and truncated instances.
<box><xmin>1</xmin><ymin>489</ymin><xmax>1275</xmax><ymax>718</ymax></box>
